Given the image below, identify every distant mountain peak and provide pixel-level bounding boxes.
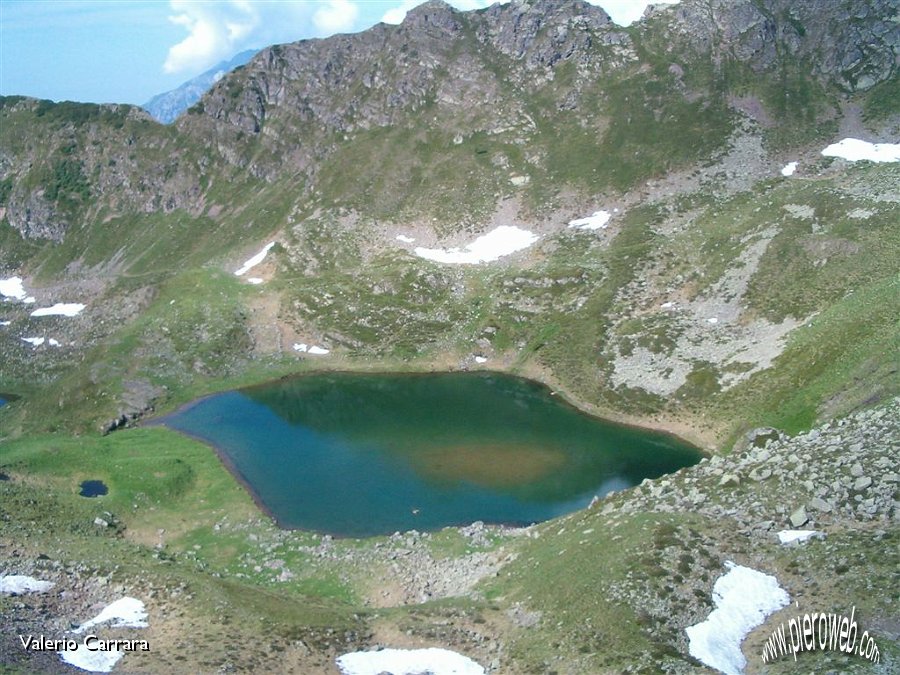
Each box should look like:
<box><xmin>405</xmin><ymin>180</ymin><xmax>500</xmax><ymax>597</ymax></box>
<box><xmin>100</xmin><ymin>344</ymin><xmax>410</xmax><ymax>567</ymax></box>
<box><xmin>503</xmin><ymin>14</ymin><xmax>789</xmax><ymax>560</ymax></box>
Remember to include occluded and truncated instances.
<box><xmin>142</xmin><ymin>49</ymin><xmax>258</xmax><ymax>124</ymax></box>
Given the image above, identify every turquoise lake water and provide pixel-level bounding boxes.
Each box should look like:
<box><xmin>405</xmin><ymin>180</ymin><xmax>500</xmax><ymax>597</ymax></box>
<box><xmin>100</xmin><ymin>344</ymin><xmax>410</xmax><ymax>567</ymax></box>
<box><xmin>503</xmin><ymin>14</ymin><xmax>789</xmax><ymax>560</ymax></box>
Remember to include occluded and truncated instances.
<box><xmin>159</xmin><ymin>372</ymin><xmax>701</xmax><ymax>537</ymax></box>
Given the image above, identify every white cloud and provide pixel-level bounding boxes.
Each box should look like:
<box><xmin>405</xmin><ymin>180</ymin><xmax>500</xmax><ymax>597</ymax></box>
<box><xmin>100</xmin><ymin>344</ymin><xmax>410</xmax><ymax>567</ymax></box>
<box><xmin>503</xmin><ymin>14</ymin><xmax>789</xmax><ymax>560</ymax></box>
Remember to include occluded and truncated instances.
<box><xmin>590</xmin><ymin>1</ymin><xmax>681</xmax><ymax>26</ymax></box>
<box><xmin>382</xmin><ymin>0</ymin><xmax>419</xmax><ymax>25</ymax></box>
<box><xmin>164</xmin><ymin>0</ymin><xmax>260</xmax><ymax>74</ymax></box>
<box><xmin>380</xmin><ymin>1</ymin><xmax>678</xmax><ymax>26</ymax></box>
<box><xmin>381</xmin><ymin>0</ymin><xmax>497</xmax><ymax>25</ymax></box>
<box><xmin>163</xmin><ymin>0</ymin><xmax>364</xmax><ymax>76</ymax></box>
<box><xmin>314</xmin><ymin>0</ymin><xmax>359</xmax><ymax>33</ymax></box>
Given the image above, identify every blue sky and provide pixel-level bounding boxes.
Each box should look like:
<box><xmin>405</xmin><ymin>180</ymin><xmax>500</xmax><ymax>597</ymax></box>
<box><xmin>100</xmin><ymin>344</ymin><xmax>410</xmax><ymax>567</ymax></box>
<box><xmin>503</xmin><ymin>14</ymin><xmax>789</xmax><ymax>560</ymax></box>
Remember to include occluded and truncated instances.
<box><xmin>0</xmin><ymin>1</ymin><xmax>678</xmax><ymax>105</ymax></box>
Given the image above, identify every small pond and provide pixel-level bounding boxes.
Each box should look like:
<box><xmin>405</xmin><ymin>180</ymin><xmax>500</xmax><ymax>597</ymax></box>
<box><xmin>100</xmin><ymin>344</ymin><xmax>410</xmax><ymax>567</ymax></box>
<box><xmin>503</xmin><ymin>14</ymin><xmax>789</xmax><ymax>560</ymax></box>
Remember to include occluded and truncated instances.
<box><xmin>157</xmin><ymin>372</ymin><xmax>702</xmax><ymax>537</ymax></box>
<box><xmin>0</xmin><ymin>392</ymin><xmax>20</xmax><ymax>408</ymax></box>
<box><xmin>79</xmin><ymin>480</ymin><xmax>109</xmax><ymax>497</ymax></box>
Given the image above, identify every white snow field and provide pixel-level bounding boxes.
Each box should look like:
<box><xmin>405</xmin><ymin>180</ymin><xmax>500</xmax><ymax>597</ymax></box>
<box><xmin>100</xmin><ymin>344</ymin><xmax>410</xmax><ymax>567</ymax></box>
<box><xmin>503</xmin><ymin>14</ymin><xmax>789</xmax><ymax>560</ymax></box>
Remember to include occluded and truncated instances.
<box><xmin>293</xmin><ymin>343</ymin><xmax>330</xmax><ymax>355</ymax></box>
<box><xmin>235</xmin><ymin>242</ymin><xmax>276</xmax><ymax>276</ymax></box>
<box><xmin>686</xmin><ymin>561</ymin><xmax>790</xmax><ymax>675</ymax></box>
<box><xmin>0</xmin><ymin>574</ymin><xmax>55</xmax><ymax>594</ymax></box>
<box><xmin>336</xmin><ymin>647</ymin><xmax>485</xmax><ymax>675</ymax></box>
<box><xmin>414</xmin><ymin>226</ymin><xmax>538</xmax><ymax>264</ymax></box>
<box><xmin>55</xmin><ymin>598</ymin><xmax>148</xmax><ymax>673</ymax></box>
<box><xmin>21</xmin><ymin>337</ymin><xmax>45</xmax><ymax>347</ymax></box>
<box><xmin>396</xmin><ymin>234</ymin><xmax>416</xmax><ymax>243</ymax></box>
<box><xmin>568</xmin><ymin>210</ymin><xmax>611</xmax><ymax>230</ymax></box>
<box><xmin>72</xmin><ymin>597</ymin><xmax>148</xmax><ymax>634</ymax></box>
<box><xmin>780</xmin><ymin>161</ymin><xmax>797</xmax><ymax>176</ymax></box>
<box><xmin>821</xmin><ymin>138</ymin><xmax>900</xmax><ymax>163</ymax></box>
<box><xmin>31</xmin><ymin>303</ymin><xmax>85</xmax><ymax>317</ymax></box>
<box><xmin>59</xmin><ymin>648</ymin><xmax>125</xmax><ymax>673</ymax></box>
<box><xmin>0</xmin><ymin>276</ymin><xmax>35</xmax><ymax>303</ymax></box>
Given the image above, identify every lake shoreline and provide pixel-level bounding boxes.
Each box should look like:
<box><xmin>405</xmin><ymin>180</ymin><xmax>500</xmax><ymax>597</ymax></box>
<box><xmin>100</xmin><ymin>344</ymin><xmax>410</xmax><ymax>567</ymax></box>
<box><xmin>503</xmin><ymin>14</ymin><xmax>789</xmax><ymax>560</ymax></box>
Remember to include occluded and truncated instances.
<box><xmin>147</xmin><ymin>370</ymin><xmax>704</xmax><ymax>537</ymax></box>
<box><xmin>145</xmin><ymin>364</ymin><xmax>714</xmax><ymax>455</ymax></box>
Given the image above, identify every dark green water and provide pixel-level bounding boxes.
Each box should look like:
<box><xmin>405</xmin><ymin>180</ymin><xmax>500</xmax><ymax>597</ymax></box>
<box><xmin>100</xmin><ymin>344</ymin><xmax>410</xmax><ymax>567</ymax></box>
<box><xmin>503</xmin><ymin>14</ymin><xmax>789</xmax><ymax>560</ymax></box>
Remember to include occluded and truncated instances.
<box><xmin>159</xmin><ymin>372</ymin><xmax>701</xmax><ymax>537</ymax></box>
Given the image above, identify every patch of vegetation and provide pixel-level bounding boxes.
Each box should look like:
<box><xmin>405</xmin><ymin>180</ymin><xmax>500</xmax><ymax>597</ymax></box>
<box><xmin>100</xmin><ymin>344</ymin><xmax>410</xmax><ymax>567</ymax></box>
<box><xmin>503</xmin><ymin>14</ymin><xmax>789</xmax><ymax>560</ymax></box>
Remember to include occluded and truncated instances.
<box><xmin>0</xmin><ymin>175</ymin><xmax>13</xmax><ymax>204</ymax></box>
<box><xmin>42</xmin><ymin>154</ymin><xmax>90</xmax><ymax>206</ymax></box>
<box><xmin>863</xmin><ymin>74</ymin><xmax>900</xmax><ymax>121</ymax></box>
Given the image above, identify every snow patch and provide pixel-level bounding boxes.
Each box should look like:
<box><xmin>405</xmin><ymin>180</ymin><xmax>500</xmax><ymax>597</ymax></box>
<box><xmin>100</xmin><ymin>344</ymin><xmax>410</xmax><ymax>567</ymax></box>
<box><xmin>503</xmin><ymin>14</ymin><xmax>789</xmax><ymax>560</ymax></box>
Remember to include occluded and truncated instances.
<box><xmin>414</xmin><ymin>226</ymin><xmax>538</xmax><ymax>265</ymax></box>
<box><xmin>56</xmin><ymin>597</ymin><xmax>147</xmax><ymax>672</ymax></box>
<box><xmin>0</xmin><ymin>574</ymin><xmax>54</xmax><ymax>594</ymax></box>
<box><xmin>474</xmin><ymin>356</ymin><xmax>487</xmax><ymax>364</ymax></box>
<box><xmin>72</xmin><ymin>597</ymin><xmax>148</xmax><ymax>634</ymax></box>
<box><xmin>396</xmin><ymin>234</ymin><xmax>416</xmax><ymax>243</ymax></box>
<box><xmin>49</xmin><ymin>338</ymin><xmax>61</xmax><ymax>346</ymax></box>
<box><xmin>247</xmin><ymin>277</ymin><xmax>264</xmax><ymax>285</ymax></box>
<box><xmin>686</xmin><ymin>561</ymin><xmax>790</xmax><ymax>675</ymax></box>
<box><xmin>31</xmin><ymin>303</ymin><xmax>85</xmax><ymax>317</ymax></box>
<box><xmin>568</xmin><ymin>210</ymin><xmax>611</xmax><ymax>230</ymax></box>
<box><xmin>336</xmin><ymin>647</ymin><xmax>485</xmax><ymax>675</ymax></box>
<box><xmin>59</xmin><ymin>648</ymin><xmax>124</xmax><ymax>673</ymax></box>
<box><xmin>0</xmin><ymin>320</ymin><xmax>10</xmax><ymax>326</ymax></box>
<box><xmin>0</xmin><ymin>276</ymin><xmax>29</xmax><ymax>301</ymax></box>
<box><xmin>777</xmin><ymin>530</ymin><xmax>824</xmax><ymax>545</ymax></box>
<box><xmin>707</xmin><ymin>317</ymin><xmax>718</xmax><ymax>324</ymax></box>
<box><xmin>780</xmin><ymin>161</ymin><xmax>797</xmax><ymax>176</ymax></box>
<box><xmin>235</xmin><ymin>242</ymin><xmax>276</xmax><ymax>276</ymax></box>
<box><xmin>293</xmin><ymin>343</ymin><xmax>330</xmax><ymax>355</ymax></box>
<box><xmin>821</xmin><ymin>138</ymin><xmax>900</xmax><ymax>163</ymax></box>
<box><xmin>22</xmin><ymin>337</ymin><xmax>45</xmax><ymax>347</ymax></box>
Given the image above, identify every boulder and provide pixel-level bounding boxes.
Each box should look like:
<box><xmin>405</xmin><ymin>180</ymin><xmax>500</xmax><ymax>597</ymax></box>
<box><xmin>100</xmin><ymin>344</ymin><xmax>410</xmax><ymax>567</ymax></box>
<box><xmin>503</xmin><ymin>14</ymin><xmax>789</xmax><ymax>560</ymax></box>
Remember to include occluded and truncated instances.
<box><xmin>853</xmin><ymin>476</ymin><xmax>872</xmax><ymax>491</ymax></box>
<box><xmin>790</xmin><ymin>506</ymin><xmax>808</xmax><ymax>527</ymax></box>
<box><xmin>719</xmin><ymin>474</ymin><xmax>741</xmax><ymax>488</ymax></box>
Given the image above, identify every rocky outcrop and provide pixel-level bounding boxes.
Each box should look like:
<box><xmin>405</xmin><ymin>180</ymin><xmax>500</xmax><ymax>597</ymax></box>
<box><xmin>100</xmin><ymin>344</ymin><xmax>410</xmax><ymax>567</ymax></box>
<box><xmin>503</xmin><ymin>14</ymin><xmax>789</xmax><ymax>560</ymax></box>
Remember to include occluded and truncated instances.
<box><xmin>183</xmin><ymin>0</ymin><xmax>630</xmax><ymax>179</ymax></box>
<box><xmin>652</xmin><ymin>0</ymin><xmax>898</xmax><ymax>91</ymax></box>
<box><xmin>603</xmin><ymin>397</ymin><xmax>899</xmax><ymax>528</ymax></box>
<box><xmin>0</xmin><ymin>98</ymin><xmax>206</xmax><ymax>242</ymax></box>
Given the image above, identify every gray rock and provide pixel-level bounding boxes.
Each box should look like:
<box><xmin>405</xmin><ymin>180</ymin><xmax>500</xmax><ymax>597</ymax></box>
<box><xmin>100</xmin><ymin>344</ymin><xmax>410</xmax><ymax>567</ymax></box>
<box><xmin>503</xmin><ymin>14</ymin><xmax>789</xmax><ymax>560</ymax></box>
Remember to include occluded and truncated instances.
<box><xmin>719</xmin><ymin>474</ymin><xmax>741</xmax><ymax>488</ymax></box>
<box><xmin>853</xmin><ymin>476</ymin><xmax>873</xmax><ymax>491</ymax></box>
<box><xmin>749</xmin><ymin>467</ymin><xmax>772</xmax><ymax>481</ymax></box>
<box><xmin>809</xmin><ymin>497</ymin><xmax>833</xmax><ymax>513</ymax></box>
<box><xmin>850</xmin><ymin>463</ymin><xmax>864</xmax><ymax>477</ymax></box>
<box><xmin>790</xmin><ymin>506</ymin><xmax>808</xmax><ymax>527</ymax></box>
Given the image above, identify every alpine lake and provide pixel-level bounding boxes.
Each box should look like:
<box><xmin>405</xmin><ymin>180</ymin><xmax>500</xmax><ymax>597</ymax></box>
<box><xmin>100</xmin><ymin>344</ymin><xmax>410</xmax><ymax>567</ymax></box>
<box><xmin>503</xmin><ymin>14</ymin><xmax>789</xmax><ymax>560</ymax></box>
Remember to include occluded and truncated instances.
<box><xmin>157</xmin><ymin>372</ymin><xmax>702</xmax><ymax>537</ymax></box>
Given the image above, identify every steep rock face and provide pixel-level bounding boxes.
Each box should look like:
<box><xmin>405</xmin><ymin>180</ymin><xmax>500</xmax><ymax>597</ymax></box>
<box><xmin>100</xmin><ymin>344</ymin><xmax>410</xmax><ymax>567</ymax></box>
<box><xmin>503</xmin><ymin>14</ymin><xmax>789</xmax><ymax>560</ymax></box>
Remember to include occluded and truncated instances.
<box><xmin>654</xmin><ymin>0</ymin><xmax>898</xmax><ymax>91</ymax></box>
<box><xmin>183</xmin><ymin>0</ymin><xmax>631</xmax><ymax>179</ymax></box>
<box><xmin>183</xmin><ymin>0</ymin><xmax>898</xmax><ymax>183</ymax></box>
